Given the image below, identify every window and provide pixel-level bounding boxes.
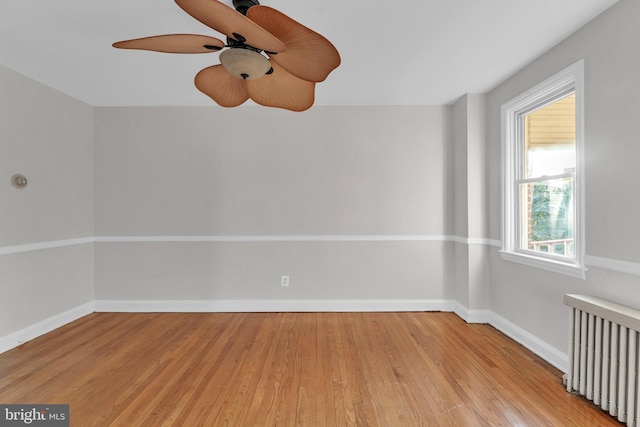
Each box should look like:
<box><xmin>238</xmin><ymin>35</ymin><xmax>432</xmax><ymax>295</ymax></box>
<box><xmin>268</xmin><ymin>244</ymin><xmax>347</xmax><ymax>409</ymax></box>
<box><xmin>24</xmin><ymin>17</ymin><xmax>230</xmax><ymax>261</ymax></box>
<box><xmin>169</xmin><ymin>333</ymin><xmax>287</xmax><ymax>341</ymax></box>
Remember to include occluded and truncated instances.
<box><xmin>501</xmin><ymin>61</ymin><xmax>586</xmax><ymax>279</ymax></box>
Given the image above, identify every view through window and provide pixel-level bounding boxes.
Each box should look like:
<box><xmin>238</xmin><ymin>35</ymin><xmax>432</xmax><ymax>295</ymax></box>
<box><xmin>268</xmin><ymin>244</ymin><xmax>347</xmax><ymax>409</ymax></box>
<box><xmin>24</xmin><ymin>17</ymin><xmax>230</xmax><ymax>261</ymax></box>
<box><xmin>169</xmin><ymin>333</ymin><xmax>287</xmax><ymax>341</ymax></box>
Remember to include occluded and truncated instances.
<box><xmin>519</xmin><ymin>94</ymin><xmax>576</xmax><ymax>257</ymax></box>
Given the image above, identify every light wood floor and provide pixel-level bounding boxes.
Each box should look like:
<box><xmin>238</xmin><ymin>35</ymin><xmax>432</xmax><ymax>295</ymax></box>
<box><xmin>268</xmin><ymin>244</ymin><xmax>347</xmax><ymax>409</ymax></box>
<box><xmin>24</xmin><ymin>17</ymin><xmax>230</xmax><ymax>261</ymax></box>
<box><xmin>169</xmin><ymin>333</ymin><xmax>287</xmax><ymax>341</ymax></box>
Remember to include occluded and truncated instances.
<box><xmin>0</xmin><ymin>312</ymin><xmax>621</xmax><ymax>426</ymax></box>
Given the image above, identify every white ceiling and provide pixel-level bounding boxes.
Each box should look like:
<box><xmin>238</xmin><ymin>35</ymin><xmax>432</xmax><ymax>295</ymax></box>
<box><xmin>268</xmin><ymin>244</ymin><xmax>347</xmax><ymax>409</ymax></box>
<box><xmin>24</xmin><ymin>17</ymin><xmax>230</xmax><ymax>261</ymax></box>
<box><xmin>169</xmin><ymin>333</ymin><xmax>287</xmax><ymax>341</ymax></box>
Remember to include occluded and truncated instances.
<box><xmin>0</xmin><ymin>0</ymin><xmax>618</xmax><ymax>107</ymax></box>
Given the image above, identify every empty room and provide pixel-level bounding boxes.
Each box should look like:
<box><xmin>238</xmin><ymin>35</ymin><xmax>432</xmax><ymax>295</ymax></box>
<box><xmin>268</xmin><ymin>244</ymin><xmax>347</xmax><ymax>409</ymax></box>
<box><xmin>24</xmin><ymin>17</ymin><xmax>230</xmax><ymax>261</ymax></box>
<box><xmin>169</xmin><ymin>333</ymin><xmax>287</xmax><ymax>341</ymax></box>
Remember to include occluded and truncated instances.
<box><xmin>1</xmin><ymin>0</ymin><xmax>639</xmax><ymax>425</ymax></box>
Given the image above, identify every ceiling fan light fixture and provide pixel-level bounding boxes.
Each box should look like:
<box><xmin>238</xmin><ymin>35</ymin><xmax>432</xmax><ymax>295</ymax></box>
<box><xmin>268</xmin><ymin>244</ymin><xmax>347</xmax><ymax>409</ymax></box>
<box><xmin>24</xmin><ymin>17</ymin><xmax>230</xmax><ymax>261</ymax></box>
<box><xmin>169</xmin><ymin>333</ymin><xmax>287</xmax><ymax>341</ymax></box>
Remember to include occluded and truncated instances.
<box><xmin>219</xmin><ymin>48</ymin><xmax>270</xmax><ymax>80</ymax></box>
<box><xmin>113</xmin><ymin>0</ymin><xmax>340</xmax><ymax>111</ymax></box>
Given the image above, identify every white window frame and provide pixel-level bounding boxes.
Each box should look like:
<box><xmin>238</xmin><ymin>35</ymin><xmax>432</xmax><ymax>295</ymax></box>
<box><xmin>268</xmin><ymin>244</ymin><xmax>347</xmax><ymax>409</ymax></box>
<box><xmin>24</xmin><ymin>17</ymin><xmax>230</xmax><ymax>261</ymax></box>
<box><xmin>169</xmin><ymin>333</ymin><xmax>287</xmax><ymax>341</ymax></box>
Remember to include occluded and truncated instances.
<box><xmin>500</xmin><ymin>60</ymin><xmax>586</xmax><ymax>279</ymax></box>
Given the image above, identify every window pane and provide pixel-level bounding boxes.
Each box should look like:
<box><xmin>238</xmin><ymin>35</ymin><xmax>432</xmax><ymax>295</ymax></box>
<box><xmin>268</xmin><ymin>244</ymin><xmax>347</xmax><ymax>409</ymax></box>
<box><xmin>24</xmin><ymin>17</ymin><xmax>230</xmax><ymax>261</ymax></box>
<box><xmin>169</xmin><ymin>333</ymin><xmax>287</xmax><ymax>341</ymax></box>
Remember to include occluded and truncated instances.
<box><xmin>519</xmin><ymin>177</ymin><xmax>574</xmax><ymax>257</ymax></box>
<box><xmin>524</xmin><ymin>94</ymin><xmax>575</xmax><ymax>178</ymax></box>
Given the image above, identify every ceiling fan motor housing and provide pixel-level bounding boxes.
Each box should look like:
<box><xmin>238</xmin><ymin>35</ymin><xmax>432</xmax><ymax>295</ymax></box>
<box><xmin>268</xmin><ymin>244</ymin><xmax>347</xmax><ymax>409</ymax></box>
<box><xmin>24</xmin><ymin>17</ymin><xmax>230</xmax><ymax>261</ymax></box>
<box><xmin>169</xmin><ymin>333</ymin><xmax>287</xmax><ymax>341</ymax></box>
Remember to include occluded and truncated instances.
<box><xmin>233</xmin><ymin>0</ymin><xmax>260</xmax><ymax>15</ymax></box>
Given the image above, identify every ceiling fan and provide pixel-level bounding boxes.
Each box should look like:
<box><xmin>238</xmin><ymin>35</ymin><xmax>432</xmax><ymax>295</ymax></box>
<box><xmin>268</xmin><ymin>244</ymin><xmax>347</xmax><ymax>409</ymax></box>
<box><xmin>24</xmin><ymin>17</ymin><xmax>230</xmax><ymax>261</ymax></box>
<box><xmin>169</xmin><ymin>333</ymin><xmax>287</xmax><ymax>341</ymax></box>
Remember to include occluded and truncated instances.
<box><xmin>113</xmin><ymin>0</ymin><xmax>341</xmax><ymax>111</ymax></box>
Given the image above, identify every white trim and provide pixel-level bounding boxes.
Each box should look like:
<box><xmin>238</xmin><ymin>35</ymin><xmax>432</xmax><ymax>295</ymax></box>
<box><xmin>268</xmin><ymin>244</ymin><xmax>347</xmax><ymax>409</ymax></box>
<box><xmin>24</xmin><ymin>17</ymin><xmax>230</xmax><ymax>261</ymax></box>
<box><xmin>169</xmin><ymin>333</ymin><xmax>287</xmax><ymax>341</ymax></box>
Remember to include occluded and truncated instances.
<box><xmin>0</xmin><ymin>234</ymin><xmax>499</xmax><ymax>251</ymax></box>
<box><xmin>0</xmin><ymin>301</ymin><xmax>94</xmax><ymax>354</ymax></box>
<box><xmin>3</xmin><ymin>235</ymin><xmax>639</xmax><ymax>278</ymax></box>
<box><xmin>451</xmin><ymin>236</ymin><xmax>500</xmax><ymax>246</ymax></box>
<box><xmin>453</xmin><ymin>301</ymin><xmax>491</xmax><ymax>323</ymax></box>
<box><xmin>585</xmin><ymin>255</ymin><xmax>640</xmax><ymax>277</ymax></box>
<box><xmin>0</xmin><ymin>237</ymin><xmax>94</xmax><ymax>255</ymax></box>
<box><xmin>500</xmin><ymin>60</ymin><xmax>586</xmax><ymax>279</ymax></box>
<box><xmin>0</xmin><ymin>235</ymin><xmax>505</xmax><ymax>250</ymax></box>
<box><xmin>487</xmin><ymin>239</ymin><xmax>502</xmax><ymax>248</ymax></box>
<box><xmin>94</xmin><ymin>235</ymin><xmax>452</xmax><ymax>243</ymax></box>
<box><xmin>94</xmin><ymin>299</ymin><xmax>455</xmax><ymax>313</ymax></box>
<box><xmin>500</xmin><ymin>251</ymin><xmax>587</xmax><ymax>280</ymax></box>
<box><xmin>519</xmin><ymin>172</ymin><xmax>575</xmax><ymax>184</ymax></box>
<box><xmin>96</xmin><ymin>235</ymin><xmax>505</xmax><ymax>247</ymax></box>
<box><xmin>488</xmin><ymin>311</ymin><xmax>568</xmax><ymax>373</ymax></box>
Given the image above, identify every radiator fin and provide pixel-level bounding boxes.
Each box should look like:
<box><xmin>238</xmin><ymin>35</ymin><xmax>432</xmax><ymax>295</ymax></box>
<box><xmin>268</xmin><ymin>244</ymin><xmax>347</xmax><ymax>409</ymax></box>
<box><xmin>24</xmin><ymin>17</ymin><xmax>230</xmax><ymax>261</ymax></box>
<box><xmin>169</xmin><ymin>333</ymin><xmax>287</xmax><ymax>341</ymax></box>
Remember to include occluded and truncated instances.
<box><xmin>565</xmin><ymin>294</ymin><xmax>640</xmax><ymax>427</ymax></box>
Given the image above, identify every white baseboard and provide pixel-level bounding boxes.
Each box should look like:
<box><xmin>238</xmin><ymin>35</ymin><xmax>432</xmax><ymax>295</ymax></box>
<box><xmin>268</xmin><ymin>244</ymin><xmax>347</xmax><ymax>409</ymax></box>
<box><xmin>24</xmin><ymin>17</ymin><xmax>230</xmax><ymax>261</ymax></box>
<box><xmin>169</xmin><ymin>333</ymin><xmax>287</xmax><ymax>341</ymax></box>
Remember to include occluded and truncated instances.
<box><xmin>487</xmin><ymin>311</ymin><xmax>568</xmax><ymax>373</ymax></box>
<box><xmin>0</xmin><ymin>301</ymin><xmax>94</xmax><ymax>354</ymax></box>
<box><xmin>453</xmin><ymin>301</ymin><xmax>491</xmax><ymax>324</ymax></box>
<box><xmin>1</xmin><ymin>299</ymin><xmax>570</xmax><ymax>376</ymax></box>
<box><xmin>94</xmin><ymin>299</ymin><xmax>455</xmax><ymax>313</ymax></box>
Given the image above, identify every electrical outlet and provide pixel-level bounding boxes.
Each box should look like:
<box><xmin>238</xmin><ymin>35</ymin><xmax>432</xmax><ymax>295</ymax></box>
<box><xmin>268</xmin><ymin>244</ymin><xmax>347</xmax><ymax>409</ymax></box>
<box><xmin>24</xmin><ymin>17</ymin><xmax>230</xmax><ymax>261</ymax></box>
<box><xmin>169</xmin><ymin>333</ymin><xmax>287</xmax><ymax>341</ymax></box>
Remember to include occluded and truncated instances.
<box><xmin>281</xmin><ymin>275</ymin><xmax>290</xmax><ymax>287</ymax></box>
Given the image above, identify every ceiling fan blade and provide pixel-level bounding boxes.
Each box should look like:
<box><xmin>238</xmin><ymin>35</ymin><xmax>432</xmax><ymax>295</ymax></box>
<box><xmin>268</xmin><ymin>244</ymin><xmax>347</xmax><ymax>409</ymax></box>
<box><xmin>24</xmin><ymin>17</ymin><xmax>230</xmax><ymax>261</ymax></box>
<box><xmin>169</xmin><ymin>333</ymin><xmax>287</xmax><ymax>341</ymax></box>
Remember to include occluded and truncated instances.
<box><xmin>113</xmin><ymin>34</ymin><xmax>224</xmax><ymax>53</ymax></box>
<box><xmin>195</xmin><ymin>65</ymin><xmax>249</xmax><ymax>107</ymax></box>
<box><xmin>246</xmin><ymin>61</ymin><xmax>315</xmax><ymax>112</ymax></box>
<box><xmin>246</xmin><ymin>6</ymin><xmax>340</xmax><ymax>82</ymax></box>
<box><xmin>175</xmin><ymin>0</ymin><xmax>286</xmax><ymax>53</ymax></box>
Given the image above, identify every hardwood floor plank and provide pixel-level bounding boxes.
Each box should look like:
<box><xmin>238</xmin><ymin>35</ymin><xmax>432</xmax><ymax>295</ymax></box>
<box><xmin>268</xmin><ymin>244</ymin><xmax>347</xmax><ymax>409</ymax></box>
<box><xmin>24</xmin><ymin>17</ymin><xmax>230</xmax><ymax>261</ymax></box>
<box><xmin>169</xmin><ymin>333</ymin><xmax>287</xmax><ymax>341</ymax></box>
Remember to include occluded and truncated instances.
<box><xmin>0</xmin><ymin>312</ymin><xmax>622</xmax><ymax>426</ymax></box>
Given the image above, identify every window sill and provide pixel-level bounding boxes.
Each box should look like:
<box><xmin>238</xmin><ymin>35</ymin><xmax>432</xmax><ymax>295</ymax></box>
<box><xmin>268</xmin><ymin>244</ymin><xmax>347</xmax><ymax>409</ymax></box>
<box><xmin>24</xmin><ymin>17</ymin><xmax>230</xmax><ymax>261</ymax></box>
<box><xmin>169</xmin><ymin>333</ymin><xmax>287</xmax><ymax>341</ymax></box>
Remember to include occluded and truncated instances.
<box><xmin>499</xmin><ymin>250</ymin><xmax>587</xmax><ymax>280</ymax></box>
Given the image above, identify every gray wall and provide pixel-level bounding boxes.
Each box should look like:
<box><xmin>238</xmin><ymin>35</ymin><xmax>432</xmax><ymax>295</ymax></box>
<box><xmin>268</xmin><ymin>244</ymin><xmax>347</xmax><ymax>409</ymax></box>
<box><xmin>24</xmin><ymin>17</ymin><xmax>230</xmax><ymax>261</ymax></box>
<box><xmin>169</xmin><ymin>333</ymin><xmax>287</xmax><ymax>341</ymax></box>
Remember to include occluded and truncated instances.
<box><xmin>451</xmin><ymin>95</ymin><xmax>490</xmax><ymax>314</ymax></box>
<box><xmin>93</xmin><ymin>106</ymin><xmax>453</xmax><ymax>302</ymax></box>
<box><xmin>3</xmin><ymin>0</ymin><xmax>639</xmax><ymax>370</ymax></box>
<box><xmin>0</xmin><ymin>65</ymin><xmax>94</xmax><ymax>338</ymax></box>
<box><xmin>486</xmin><ymin>0</ymin><xmax>640</xmax><ymax>354</ymax></box>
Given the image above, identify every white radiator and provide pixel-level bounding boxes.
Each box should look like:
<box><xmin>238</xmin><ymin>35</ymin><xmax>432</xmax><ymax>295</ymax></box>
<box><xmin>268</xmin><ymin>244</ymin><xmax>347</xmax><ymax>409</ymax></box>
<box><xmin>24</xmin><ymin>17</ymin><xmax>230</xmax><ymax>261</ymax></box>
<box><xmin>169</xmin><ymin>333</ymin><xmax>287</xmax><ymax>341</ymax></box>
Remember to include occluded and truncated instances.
<box><xmin>565</xmin><ymin>294</ymin><xmax>640</xmax><ymax>426</ymax></box>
